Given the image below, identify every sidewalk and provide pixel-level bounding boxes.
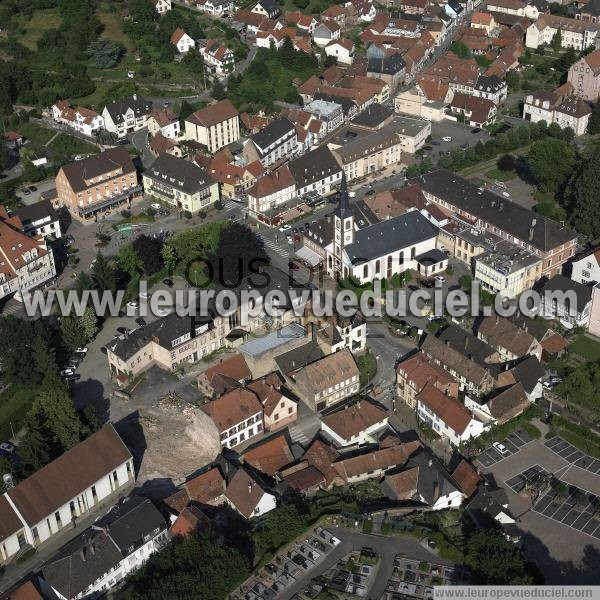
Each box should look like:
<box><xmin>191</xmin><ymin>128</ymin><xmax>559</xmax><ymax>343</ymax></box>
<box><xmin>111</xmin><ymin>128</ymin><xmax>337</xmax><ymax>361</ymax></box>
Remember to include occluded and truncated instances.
<box><xmin>0</xmin><ymin>483</ymin><xmax>133</xmax><ymax>593</ymax></box>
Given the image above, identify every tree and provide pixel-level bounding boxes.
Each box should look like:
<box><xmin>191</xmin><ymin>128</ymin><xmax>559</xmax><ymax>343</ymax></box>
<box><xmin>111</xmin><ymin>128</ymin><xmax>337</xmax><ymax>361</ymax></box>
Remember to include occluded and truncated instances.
<box><xmin>132</xmin><ymin>235</ymin><xmax>164</xmax><ymax>275</ymax></box>
<box><xmin>86</xmin><ymin>39</ymin><xmax>125</xmax><ymax>69</ymax></box>
<box><xmin>92</xmin><ymin>252</ymin><xmax>117</xmax><ymax>293</ymax></box>
<box><xmin>587</xmin><ymin>101</ymin><xmax>600</xmax><ymax>134</ymax></box>
<box><xmin>18</xmin><ymin>411</ymin><xmax>51</xmax><ymax>475</ymax></box>
<box><xmin>80</xmin><ymin>306</ymin><xmax>98</xmax><ymax>341</ymax></box>
<box><xmin>61</xmin><ymin>316</ymin><xmax>87</xmax><ymax>351</ymax></box>
<box><xmin>211</xmin><ymin>79</ymin><xmax>225</xmax><ymax>101</ymax></box>
<box><xmin>79</xmin><ymin>404</ymin><xmax>101</xmax><ymax>438</ymax></box>
<box><xmin>525</xmin><ymin>138</ymin><xmax>576</xmax><ymax>192</ymax></box>
<box><xmin>497</xmin><ymin>154</ymin><xmax>515</xmax><ymax>172</ymax></box>
<box><xmin>566</xmin><ymin>153</ymin><xmax>600</xmax><ymax>238</ymax></box>
<box><xmin>205</xmin><ymin>222</ymin><xmax>268</xmax><ymax>286</ymax></box>
<box><xmin>34</xmin><ymin>373</ymin><xmax>82</xmax><ymax>453</ymax></box>
<box><xmin>450</xmin><ymin>41</ymin><xmax>470</xmax><ymax>59</ymax></box>
<box><xmin>162</xmin><ymin>243</ymin><xmax>178</xmax><ymax>274</ymax></box>
<box><xmin>118</xmin><ymin>243</ymin><xmax>143</xmax><ymax>277</ymax></box>
<box><xmin>552</xmin><ymin>28</ymin><xmax>563</xmax><ymax>51</ymax></box>
<box><xmin>125</xmin><ymin>532</ymin><xmax>251</xmax><ymax>600</ymax></box>
<box><xmin>465</xmin><ymin>530</ymin><xmax>532</xmax><ymax>584</ymax></box>
<box><xmin>32</xmin><ymin>333</ymin><xmax>58</xmax><ymax>382</ymax></box>
<box><xmin>75</xmin><ymin>270</ymin><xmax>95</xmax><ymax>296</ymax></box>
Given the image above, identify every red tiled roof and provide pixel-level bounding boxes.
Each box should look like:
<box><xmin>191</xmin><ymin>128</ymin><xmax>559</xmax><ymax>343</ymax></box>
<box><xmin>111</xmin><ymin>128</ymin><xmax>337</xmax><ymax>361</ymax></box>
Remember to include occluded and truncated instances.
<box><xmin>202</xmin><ymin>388</ymin><xmax>262</xmax><ymax>433</ymax></box>
<box><xmin>416</xmin><ymin>383</ymin><xmax>472</xmax><ymax>435</ymax></box>
<box><xmin>451</xmin><ymin>459</ymin><xmax>480</xmax><ymax>497</ymax></box>
<box><xmin>243</xmin><ymin>433</ymin><xmax>294</xmax><ymax>475</ymax></box>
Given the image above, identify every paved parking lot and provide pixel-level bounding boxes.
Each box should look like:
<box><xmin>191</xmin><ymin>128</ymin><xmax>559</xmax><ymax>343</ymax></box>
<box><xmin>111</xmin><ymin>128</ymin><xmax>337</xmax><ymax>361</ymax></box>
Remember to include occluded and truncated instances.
<box><xmin>476</xmin><ymin>428</ymin><xmax>535</xmax><ymax>467</ymax></box>
<box><xmin>545</xmin><ymin>436</ymin><xmax>600</xmax><ymax>475</ymax></box>
<box><xmin>477</xmin><ymin>437</ymin><xmax>600</xmax><ymax>581</ymax></box>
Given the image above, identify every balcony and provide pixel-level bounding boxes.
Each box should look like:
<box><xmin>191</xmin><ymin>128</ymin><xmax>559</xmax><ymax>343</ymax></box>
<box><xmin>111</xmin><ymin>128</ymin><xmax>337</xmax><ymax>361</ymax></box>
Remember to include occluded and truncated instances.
<box><xmin>78</xmin><ymin>185</ymin><xmax>142</xmax><ymax>216</ymax></box>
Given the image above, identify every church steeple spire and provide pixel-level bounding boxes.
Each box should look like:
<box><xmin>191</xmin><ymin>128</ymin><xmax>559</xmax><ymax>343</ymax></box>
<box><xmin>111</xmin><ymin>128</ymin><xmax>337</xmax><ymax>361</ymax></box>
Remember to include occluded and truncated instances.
<box><xmin>335</xmin><ymin>172</ymin><xmax>350</xmax><ymax>220</ymax></box>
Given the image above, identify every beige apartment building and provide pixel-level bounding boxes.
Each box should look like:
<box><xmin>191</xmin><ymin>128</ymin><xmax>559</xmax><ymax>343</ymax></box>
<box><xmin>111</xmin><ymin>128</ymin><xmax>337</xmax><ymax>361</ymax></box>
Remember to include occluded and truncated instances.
<box><xmin>55</xmin><ymin>149</ymin><xmax>141</xmax><ymax>222</ymax></box>
<box><xmin>328</xmin><ymin>128</ymin><xmax>402</xmax><ymax>182</ymax></box>
<box><xmin>288</xmin><ymin>348</ymin><xmax>360</xmax><ymax>412</ymax></box>
<box><xmin>568</xmin><ymin>49</ymin><xmax>600</xmax><ymax>101</ymax></box>
<box><xmin>184</xmin><ymin>99</ymin><xmax>240</xmax><ymax>153</ymax></box>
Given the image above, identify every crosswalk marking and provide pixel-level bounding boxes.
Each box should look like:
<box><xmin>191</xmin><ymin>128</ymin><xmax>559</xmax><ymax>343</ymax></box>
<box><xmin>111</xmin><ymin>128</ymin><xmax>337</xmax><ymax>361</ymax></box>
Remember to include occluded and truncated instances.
<box><xmin>288</xmin><ymin>425</ymin><xmax>310</xmax><ymax>446</ymax></box>
<box><xmin>261</xmin><ymin>236</ymin><xmax>289</xmax><ymax>258</ymax></box>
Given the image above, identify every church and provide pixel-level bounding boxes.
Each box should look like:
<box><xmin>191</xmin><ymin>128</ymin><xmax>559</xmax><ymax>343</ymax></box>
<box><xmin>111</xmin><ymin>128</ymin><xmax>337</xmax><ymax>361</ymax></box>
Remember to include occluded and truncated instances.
<box><xmin>303</xmin><ymin>175</ymin><xmax>441</xmax><ymax>283</ymax></box>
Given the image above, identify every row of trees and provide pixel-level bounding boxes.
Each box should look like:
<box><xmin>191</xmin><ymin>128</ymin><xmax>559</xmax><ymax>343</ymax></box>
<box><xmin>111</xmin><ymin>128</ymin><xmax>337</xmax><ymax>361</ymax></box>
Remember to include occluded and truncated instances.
<box><xmin>0</xmin><ymin>315</ymin><xmax>100</xmax><ymax>480</ymax></box>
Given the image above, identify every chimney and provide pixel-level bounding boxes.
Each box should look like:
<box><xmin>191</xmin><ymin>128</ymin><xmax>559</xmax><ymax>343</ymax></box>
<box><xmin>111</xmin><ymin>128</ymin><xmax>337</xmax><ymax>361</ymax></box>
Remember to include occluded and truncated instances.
<box><xmin>311</xmin><ymin>321</ymin><xmax>317</xmax><ymax>342</ymax></box>
<box><xmin>464</xmin><ymin>336</ymin><xmax>468</xmax><ymax>350</ymax></box>
<box><xmin>248</xmin><ymin>482</ymin><xmax>253</xmax><ymax>494</ymax></box>
<box><xmin>428</xmin><ymin>459</ymin><xmax>433</xmax><ymax>467</ymax></box>
<box><xmin>133</xmin><ymin>93</ymin><xmax>137</xmax><ymax>101</ymax></box>
<box><xmin>80</xmin><ymin>547</ymin><xmax>87</xmax><ymax>562</ymax></box>
<box><xmin>445</xmin><ymin>339</ymin><xmax>450</xmax><ymax>346</ymax></box>
<box><xmin>90</xmin><ymin>543</ymin><xmax>95</xmax><ymax>555</ymax></box>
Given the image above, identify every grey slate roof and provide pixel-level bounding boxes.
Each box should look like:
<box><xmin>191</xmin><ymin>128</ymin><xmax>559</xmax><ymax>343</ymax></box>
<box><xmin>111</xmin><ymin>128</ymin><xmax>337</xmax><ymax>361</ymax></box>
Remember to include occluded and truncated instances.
<box><xmin>351</xmin><ymin>104</ymin><xmax>393</xmax><ymax>129</ymax></box>
<box><xmin>407</xmin><ymin>449</ymin><xmax>460</xmax><ymax>506</ymax></box>
<box><xmin>250</xmin><ymin>117</ymin><xmax>295</xmax><ymax>154</ymax></box>
<box><xmin>417</xmin><ymin>169</ymin><xmax>577</xmax><ymax>252</ymax></box>
<box><xmin>367</xmin><ymin>54</ymin><xmax>406</xmax><ymax>76</ymax></box>
<box><xmin>288</xmin><ymin>145</ymin><xmax>342</xmax><ymax>189</ymax></box>
<box><xmin>146</xmin><ymin>153</ymin><xmax>214</xmax><ymax>195</ymax></box>
<box><xmin>108</xmin><ymin>313</ymin><xmax>214</xmax><ymax>361</ymax></box>
<box><xmin>345</xmin><ymin>211</ymin><xmax>438</xmax><ymax>264</ymax></box>
<box><xmin>41</xmin><ymin>528</ymin><xmax>122</xmax><ymax>599</ymax></box>
<box><xmin>508</xmin><ymin>356</ymin><xmax>546</xmax><ymax>395</ymax></box>
<box><xmin>540</xmin><ymin>274</ymin><xmax>593</xmax><ymax>312</ymax></box>
<box><xmin>415</xmin><ymin>248</ymin><xmax>447</xmax><ymax>266</ymax></box>
<box><xmin>13</xmin><ymin>199</ymin><xmax>58</xmax><ymax>224</ymax></box>
<box><xmin>95</xmin><ymin>495</ymin><xmax>167</xmax><ymax>555</ymax></box>
<box><xmin>104</xmin><ymin>95</ymin><xmax>153</xmax><ymax>124</ymax></box>
<box><xmin>41</xmin><ymin>496</ymin><xmax>166</xmax><ymax>599</ymax></box>
<box><xmin>437</xmin><ymin>324</ymin><xmax>497</xmax><ymax>368</ymax></box>
<box><xmin>274</xmin><ymin>339</ymin><xmax>325</xmax><ymax>375</ymax></box>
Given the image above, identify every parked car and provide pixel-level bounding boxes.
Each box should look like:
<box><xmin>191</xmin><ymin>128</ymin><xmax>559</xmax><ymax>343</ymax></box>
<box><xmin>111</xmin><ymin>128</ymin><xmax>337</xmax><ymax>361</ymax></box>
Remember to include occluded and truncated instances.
<box><xmin>471</xmin><ymin>127</ymin><xmax>482</xmax><ymax>133</ymax></box>
<box><xmin>431</xmin><ymin>140</ymin><xmax>440</xmax><ymax>146</ymax></box>
<box><xmin>75</xmin><ymin>347</ymin><xmax>88</xmax><ymax>354</ymax></box>
<box><xmin>60</xmin><ymin>368</ymin><xmax>75</xmax><ymax>377</ymax></box>
<box><xmin>21</xmin><ymin>188</ymin><xmax>30</xmax><ymax>195</ymax></box>
<box><xmin>163</xmin><ymin>278</ymin><xmax>173</xmax><ymax>287</ymax></box>
<box><xmin>135</xmin><ymin>317</ymin><xmax>147</xmax><ymax>328</ymax></box>
<box><xmin>28</xmin><ymin>185</ymin><xmax>37</xmax><ymax>192</ymax></box>
<box><xmin>116</xmin><ymin>327</ymin><xmax>129</xmax><ymax>335</ymax></box>
<box><xmin>140</xmin><ymin>291</ymin><xmax>149</xmax><ymax>300</ymax></box>
<box><xmin>442</xmin><ymin>136</ymin><xmax>452</xmax><ymax>142</ymax></box>
<box><xmin>127</xmin><ymin>300</ymin><xmax>139</xmax><ymax>309</ymax></box>
<box><xmin>279</xmin><ymin>224</ymin><xmax>292</xmax><ymax>233</ymax></box>
<box><xmin>156</xmin><ymin>308</ymin><xmax>170</xmax><ymax>317</ymax></box>
<box><xmin>420</xmin><ymin>279</ymin><xmax>435</xmax><ymax>288</ymax></box>
<box><xmin>493</xmin><ymin>442</ymin><xmax>509</xmax><ymax>455</ymax></box>
<box><xmin>150</xmin><ymin>203</ymin><xmax>162</xmax><ymax>211</ymax></box>
<box><xmin>423</xmin><ymin>145</ymin><xmax>433</xmax><ymax>151</ymax></box>
<box><xmin>434</xmin><ymin>275</ymin><xmax>445</xmax><ymax>284</ymax></box>
<box><xmin>0</xmin><ymin>442</ymin><xmax>16</xmax><ymax>456</ymax></box>
<box><xmin>65</xmin><ymin>234</ymin><xmax>76</xmax><ymax>246</ymax></box>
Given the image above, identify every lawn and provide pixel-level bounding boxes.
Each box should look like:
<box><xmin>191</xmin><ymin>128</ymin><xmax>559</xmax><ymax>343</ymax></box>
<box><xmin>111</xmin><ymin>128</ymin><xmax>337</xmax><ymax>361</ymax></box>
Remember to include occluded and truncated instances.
<box><xmin>16</xmin><ymin>8</ymin><xmax>62</xmax><ymax>51</ymax></box>
<box><xmin>186</xmin><ymin>261</ymin><xmax>211</xmax><ymax>288</ymax></box>
<box><xmin>0</xmin><ymin>386</ymin><xmax>36</xmax><ymax>442</ymax></box>
<box><xmin>48</xmin><ymin>134</ymin><xmax>99</xmax><ymax>157</ymax></box>
<box><xmin>485</xmin><ymin>167</ymin><xmax>516</xmax><ymax>182</ymax></box>
<box><xmin>17</xmin><ymin>122</ymin><xmax>56</xmax><ymax>145</ymax></box>
<box><xmin>98</xmin><ymin>8</ymin><xmax>135</xmax><ymax>52</ymax></box>
<box><xmin>357</xmin><ymin>350</ymin><xmax>377</xmax><ymax>387</ymax></box>
<box><xmin>569</xmin><ymin>334</ymin><xmax>600</xmax><ymax>362</ymax></box>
